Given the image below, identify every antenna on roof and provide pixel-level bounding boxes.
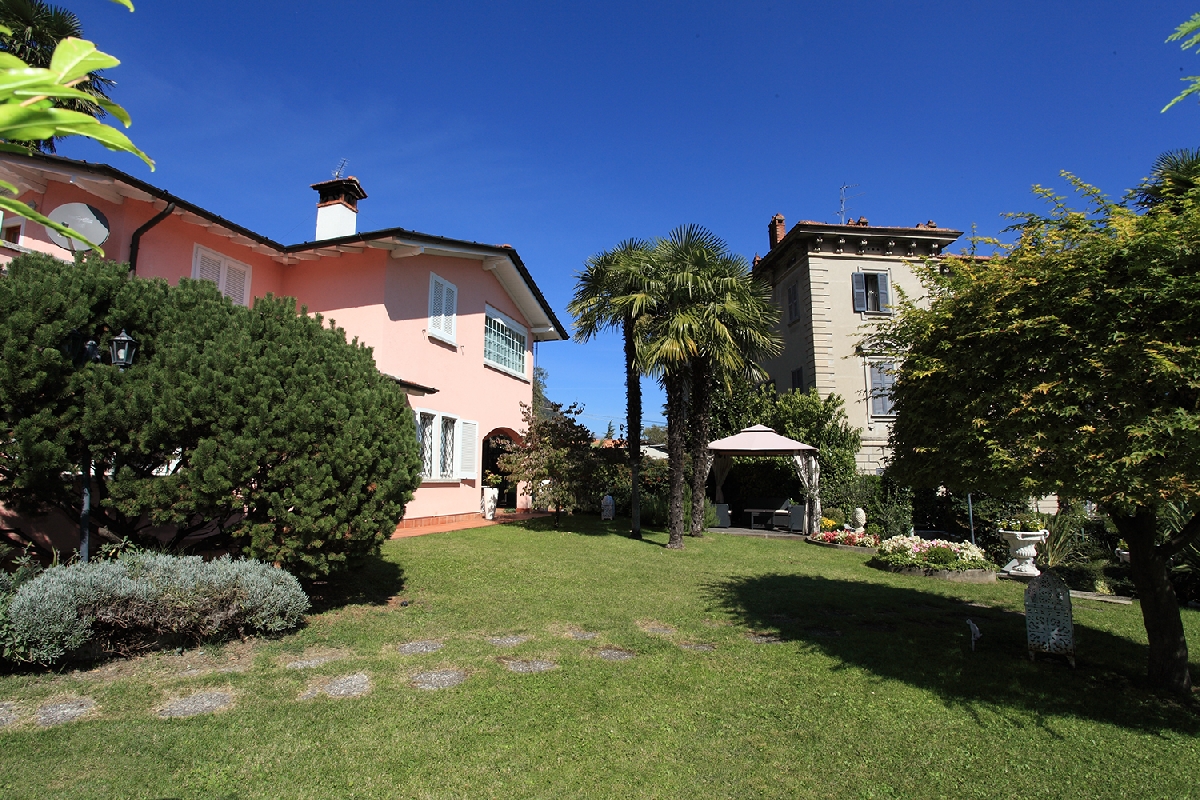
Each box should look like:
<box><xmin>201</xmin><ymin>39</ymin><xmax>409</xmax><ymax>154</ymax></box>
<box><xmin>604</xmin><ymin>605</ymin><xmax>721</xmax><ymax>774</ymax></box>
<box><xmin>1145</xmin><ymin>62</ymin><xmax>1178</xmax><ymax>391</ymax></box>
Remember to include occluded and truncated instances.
<box><xmin>837</xmin><ymin>183</ymin><xmax>864</xmax><ymax>224</ymax></box>
<box><xmin>332</xmin><ymin>158</ymin><xmax>348</xmax><ymax>180</ymax></box>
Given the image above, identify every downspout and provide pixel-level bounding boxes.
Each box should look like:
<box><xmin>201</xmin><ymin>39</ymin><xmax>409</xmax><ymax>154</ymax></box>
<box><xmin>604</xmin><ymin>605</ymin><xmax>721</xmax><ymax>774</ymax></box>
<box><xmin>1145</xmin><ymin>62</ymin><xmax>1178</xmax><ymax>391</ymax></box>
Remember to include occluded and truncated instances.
<box><xmin>128</xmin><ymin>202</ymin><xmax>175</xmax><ymax>275</ymax></box>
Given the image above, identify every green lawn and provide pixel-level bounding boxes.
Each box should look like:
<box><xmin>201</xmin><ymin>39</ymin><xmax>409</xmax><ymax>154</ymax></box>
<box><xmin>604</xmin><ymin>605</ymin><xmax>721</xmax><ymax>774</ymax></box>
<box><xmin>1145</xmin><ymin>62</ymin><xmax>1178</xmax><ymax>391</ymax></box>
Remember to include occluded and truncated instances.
<box><xmin>2</xmin><ymin>517</ymin><xmax>1199</xmax><ymax>799</ymax></box>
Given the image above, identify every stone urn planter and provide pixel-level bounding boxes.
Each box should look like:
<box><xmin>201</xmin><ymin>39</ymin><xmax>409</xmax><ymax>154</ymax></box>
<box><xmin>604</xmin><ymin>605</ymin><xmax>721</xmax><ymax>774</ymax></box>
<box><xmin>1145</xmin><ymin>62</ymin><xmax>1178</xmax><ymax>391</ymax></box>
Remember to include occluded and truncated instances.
<box><xmin>481</xmin><ymin>487</ymin><xmax>499</xmax><ymax>520</ymax></box>
<box><xmin>999</xmin><ymin>529</ymin><xmax>1048</xmax><ymax>578</ymax></box>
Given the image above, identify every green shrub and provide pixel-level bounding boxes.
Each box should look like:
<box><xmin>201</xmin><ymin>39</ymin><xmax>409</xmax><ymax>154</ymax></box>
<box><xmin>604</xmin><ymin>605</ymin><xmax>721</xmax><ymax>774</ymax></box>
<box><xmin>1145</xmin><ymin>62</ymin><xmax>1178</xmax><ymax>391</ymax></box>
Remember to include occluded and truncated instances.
<box><xmin>3</xmin><ymin>552</ymin><xmax>309</xmax><ymax>665</ymax></box>
<box><xmin>640</xmin><ymin>494</ymin><xmax>668</xmax><ymax>528</ymax></box>
<box><xmin>0</xmin><ymin>254</ymin><xmax>423</xmax><ymax>578</ymax></box>
<box><xmin>825</xmin><ymin>507</ymin><xmax>846</xmax><ymax>527</ymax></box>
<box><xmin>925</xmin><ymin>546</ymin><xmax>957</xmax><ymax>566</ymax></box>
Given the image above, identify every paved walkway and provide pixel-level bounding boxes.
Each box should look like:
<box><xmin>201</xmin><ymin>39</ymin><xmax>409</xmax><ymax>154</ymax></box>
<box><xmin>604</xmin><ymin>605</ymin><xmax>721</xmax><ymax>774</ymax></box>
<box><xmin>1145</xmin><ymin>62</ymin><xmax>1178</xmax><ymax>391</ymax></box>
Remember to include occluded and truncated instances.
<box><xmin>391</xmin><ymin>511</ymin><xmax>550</xmax><ymax>538</ymax></box>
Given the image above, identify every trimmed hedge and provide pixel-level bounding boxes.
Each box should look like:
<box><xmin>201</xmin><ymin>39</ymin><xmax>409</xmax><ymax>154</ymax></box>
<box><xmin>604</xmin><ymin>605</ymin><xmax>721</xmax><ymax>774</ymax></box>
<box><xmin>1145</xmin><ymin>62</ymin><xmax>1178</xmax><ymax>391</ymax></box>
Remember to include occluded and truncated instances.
<box><xmin>2</xmin><ymin>552</ymin><xmax>309</xmax><ymax>665</ymax></box>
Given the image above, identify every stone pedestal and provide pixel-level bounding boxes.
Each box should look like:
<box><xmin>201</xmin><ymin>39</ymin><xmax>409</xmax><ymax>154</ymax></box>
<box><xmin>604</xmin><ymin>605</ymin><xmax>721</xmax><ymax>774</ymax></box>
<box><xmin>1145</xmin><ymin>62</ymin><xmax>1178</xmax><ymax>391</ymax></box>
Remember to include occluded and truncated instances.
<box><xmin>1000</xmin><ymin>529</ymin><xmax>1048</xmax><ymax>578</ymax></box>
<box><xmin>1025</xmin><ymin>570</ymin><xmax>1075</xmax><ymax>667</ymax></box>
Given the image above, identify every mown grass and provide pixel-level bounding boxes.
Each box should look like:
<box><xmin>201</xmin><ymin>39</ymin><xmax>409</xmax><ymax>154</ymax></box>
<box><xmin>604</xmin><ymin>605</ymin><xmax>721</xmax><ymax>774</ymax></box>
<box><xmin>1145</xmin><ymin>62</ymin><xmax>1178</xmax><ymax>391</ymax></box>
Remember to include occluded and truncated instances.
<box><xmin>2</xmin><ymin>516</ymin><xmax>1199</xmax><ymax>799</ymax></box>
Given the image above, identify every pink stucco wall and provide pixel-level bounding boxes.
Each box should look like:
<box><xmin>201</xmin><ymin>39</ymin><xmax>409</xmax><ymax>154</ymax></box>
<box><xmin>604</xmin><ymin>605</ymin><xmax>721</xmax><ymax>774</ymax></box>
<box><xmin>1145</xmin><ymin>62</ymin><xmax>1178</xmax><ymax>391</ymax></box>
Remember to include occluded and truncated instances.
<box><xmin>2</xmin><ymin>179</ymin><xmax>536</xmax><ymax>525</ymax></box>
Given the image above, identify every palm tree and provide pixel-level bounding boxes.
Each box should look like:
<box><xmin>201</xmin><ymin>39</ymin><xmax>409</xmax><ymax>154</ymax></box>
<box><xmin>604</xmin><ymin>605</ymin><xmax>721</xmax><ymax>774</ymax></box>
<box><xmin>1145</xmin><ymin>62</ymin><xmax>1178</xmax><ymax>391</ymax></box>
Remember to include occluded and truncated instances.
<box><xmin>683</xmin><ymin>263</ymin><xmax>780</xmax><ymax>538</ymax></box>
<box><xmin>568</xmin><ymin>239</ymin><xmax>657</xmax><ymax>539</ymax></box>
<box><xmin>0</xmin><ymin>0</ymin><xmax>115</xmax><ymax>152</ymax></box>
<box><xmin>642</xmin><ymin>225</ymin><xmax>781</xmax><ymax>549</ymax></box>
<box><xmin>1133</xmin><ymin>147</ymin><xmax>1200</xmax><ymax>209</ymax></box>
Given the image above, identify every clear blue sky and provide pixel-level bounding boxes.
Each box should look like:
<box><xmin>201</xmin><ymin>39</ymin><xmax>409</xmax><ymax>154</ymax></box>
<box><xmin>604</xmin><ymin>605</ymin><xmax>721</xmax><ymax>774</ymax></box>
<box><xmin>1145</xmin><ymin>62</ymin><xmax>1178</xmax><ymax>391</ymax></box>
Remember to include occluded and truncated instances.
<box><xmin>59</xmin><ymin>1</ymin><xmax>1199</xmax><ymax>434</ymax></box>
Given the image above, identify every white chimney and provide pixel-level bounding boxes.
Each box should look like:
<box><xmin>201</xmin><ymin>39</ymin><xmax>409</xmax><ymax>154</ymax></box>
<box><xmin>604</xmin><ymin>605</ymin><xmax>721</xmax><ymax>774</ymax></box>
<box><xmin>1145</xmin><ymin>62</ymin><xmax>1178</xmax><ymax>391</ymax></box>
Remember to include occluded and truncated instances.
<box><xmin>311</xmin><ymin>176</ymin><xmax>367</xmax><ymax>240</ymax></box>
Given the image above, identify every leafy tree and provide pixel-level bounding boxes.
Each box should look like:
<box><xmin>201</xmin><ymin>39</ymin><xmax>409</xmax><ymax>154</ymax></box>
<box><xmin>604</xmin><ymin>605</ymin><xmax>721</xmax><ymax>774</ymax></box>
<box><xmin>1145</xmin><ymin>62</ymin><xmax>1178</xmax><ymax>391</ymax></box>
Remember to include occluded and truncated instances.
<box><xmin>0</xmin><ymin>0</ymin><xmax>149</xmax><ymax>249</ymax></box>
<box><xmin>0</xmin><ymin>0</ymin><xmax>115</xmax><ymax>152</ymax></box>
<box><xmin>641</xmin><ymin>225</ymin><xmax>781</xmax><ymax>549</ymax></box>
<box><xmin>0</xmin><ymin>253</ymin><xmax>423</xmax><ymax>578</ymax></box>
<box><xmin>531</xmin><ymin>365</ymin><xmax>553</xmax><ymax>419</ymax></box>
<box><xmin>641</xmin><ymin>423</ymin><xmax>667</xmax><ymax>445</ymax></box>
<box><xmin>868</xmin><ymin>175</ymin><xmax>1200</xmax><ymax>692</ymax></box>
<box><xmin>1164</xmin><ymin>12</ymin><xmax>1200</xmax><ymax>112</ymax></box>
<box><xmin>498</xmin><ymin>400</ymin><xmax>600</xmax><ymax>527</ymax></box>
<box><xmin>569</xmin><ymin>239</ymin><xmax>656</xmax><ymax>539</ymax></box>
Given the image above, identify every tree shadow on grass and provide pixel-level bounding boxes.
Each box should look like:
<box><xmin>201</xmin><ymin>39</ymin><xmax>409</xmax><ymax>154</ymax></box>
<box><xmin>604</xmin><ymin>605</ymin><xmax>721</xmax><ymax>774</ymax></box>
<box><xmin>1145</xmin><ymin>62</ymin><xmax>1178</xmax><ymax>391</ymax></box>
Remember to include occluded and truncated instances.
<box><xmin>507</xmin><ymin>514</ymin><xmax>666</xmax><ymax>544</ymax></box>
<box><xmin>705</xmin><ymin>572</ymin><xmax>1200</xmax><ymax>734</ymax></box>
<box><xmin>304</xmin><ymin>555</ymin><xmax>406</xmax><ymax>614</ymax></box>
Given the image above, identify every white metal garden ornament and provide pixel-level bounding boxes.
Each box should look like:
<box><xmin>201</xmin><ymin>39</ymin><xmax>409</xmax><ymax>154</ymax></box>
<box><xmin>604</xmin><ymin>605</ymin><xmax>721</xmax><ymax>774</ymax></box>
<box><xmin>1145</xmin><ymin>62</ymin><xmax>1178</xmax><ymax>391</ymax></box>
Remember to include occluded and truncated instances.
<box><xmin>1024</xmin><ymin>571</ymin><xmax>1076</xmax><ymax>667</ymax></box>
<box><xmin>999</xmin><ymin>528</ymin><xmax>1049</xmax><ymax>577</ymax></box>
<box><xmin>601</xmin><ymin>495</ymin><xmax>615</xmax><ymax>521</ymax></box>
<box><xmin>966</xmin><ymin>619</ymin><xmax>982</xmax><ymax>652</ymax></box>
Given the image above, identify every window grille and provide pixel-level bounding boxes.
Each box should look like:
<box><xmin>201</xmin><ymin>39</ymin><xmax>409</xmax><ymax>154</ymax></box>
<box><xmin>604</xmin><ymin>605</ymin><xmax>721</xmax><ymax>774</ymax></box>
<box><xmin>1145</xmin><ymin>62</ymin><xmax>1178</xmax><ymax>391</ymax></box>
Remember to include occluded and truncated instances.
<box><xmin>418</xmin><ymin>413</ymin><xmax>435</xmax><ymax>476</ymax></box>
<box><xmin>484</xmin><ymin>308</ymin><xmax>527</xmax><ymax>375</ymax></box>
<box><xmin>439</xmin><ymin>416</ymin><xmax>456</xmax><ymax>478</ymax></box>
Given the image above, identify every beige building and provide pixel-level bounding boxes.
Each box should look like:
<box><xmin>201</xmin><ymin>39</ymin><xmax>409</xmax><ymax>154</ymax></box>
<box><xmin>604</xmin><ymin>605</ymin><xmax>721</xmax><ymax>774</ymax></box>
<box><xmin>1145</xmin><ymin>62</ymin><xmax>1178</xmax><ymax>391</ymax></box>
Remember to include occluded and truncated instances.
<box><xmin>752</xmin><ymin>214</ymin><xmax>962</xmax><ymax>473</ymax></box>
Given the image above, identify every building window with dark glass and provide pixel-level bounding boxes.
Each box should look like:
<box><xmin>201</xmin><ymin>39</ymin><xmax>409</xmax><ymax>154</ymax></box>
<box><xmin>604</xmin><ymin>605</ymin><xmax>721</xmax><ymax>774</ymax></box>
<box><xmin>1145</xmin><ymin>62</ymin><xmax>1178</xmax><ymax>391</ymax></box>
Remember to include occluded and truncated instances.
<box><xmin>790</xmin><ymin>367</ymin><xmax>804</xmax><ymax>391</ymax></box>
<box><xmin>786</xmin><ymin>281</ymin><xmax>799</xmax><ymax>322</ymax></box>
<box><xmin>852</xmin><ymin>271</ymin><xmax>891</xmax><ymax>314</ymax></box>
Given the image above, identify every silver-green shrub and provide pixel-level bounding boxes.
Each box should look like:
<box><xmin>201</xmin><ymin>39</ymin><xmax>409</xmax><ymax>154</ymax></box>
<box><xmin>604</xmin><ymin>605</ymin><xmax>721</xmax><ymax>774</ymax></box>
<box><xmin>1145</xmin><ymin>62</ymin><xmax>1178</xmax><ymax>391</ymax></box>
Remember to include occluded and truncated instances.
<box><xmin>5</xmin><ymin>553</ymin><xmax>309</xmax><ymax>664</ymax></box>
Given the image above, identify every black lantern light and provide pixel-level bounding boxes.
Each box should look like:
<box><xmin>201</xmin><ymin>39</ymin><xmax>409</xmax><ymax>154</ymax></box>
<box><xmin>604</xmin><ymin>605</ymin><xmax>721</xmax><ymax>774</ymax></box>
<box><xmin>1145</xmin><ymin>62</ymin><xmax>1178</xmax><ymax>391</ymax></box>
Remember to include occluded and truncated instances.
<box><xmin>109</xmin><ymin>329</ymin><xmax>137</xmax><ymax>370</ymax></box>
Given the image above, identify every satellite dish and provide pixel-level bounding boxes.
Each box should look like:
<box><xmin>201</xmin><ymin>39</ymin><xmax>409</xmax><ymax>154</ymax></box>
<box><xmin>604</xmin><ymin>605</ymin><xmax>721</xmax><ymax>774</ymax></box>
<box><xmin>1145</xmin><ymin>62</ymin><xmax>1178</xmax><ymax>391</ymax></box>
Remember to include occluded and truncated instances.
<box><xmin>45</xmin><ymin>203</ymin><xmax>110</xmax><ymax>252</ymax></box>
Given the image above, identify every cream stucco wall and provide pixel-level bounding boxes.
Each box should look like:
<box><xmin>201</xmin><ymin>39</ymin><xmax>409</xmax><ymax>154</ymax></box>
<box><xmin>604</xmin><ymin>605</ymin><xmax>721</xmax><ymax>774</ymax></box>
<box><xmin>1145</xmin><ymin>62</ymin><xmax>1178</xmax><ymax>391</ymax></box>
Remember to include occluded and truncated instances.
<box><xmin>758</xmin><ymin>224</ymin><xmax>958</xmax><ymax>474</ymax></box>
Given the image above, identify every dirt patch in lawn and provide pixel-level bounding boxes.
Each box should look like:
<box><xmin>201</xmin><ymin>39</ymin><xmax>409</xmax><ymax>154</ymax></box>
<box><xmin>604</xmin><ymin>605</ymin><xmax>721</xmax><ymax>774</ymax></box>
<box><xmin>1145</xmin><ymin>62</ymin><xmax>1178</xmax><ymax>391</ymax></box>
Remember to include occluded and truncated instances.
<box><xmin>158</xmin><ymin>690</ymin><xmax>234</xmax><ymax>719</ymax></box>
<box><xmin>37</xmin><ymin>696</ymin><xmax>96</xmax><ymax>727</ymax></box>
<box><xmin>300</xmin><ymin>673</ymin><xmax>371</xmax><ymax>700</ymax></box>
<box><xmin>411</xmin><ymin>669</ymin><xmax>468</xmax><ymax>690</ymax></box>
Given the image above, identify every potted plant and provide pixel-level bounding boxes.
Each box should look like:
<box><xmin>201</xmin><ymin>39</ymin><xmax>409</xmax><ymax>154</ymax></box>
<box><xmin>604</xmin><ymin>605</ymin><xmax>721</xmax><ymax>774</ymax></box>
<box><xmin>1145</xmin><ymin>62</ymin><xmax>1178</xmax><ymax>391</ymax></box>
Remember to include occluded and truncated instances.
<box><xmin>997</xmin><ymin>515</ymin><xmax>1049</xmax><ymax>578</ymax></box>
<box><xmin>481</xmin><ymin>471</ymin><xmax>503</xmax><ymax>520</ymax></box>
<box><xmin>1114</xmin><ymin>538</ymin><xmax>1131</xmax><ymax>564</ymax></box>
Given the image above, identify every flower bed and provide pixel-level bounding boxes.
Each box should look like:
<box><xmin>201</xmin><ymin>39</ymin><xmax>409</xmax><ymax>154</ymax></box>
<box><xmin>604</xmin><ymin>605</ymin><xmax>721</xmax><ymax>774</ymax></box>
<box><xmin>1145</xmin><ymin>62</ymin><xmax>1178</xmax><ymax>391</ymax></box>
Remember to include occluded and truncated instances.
<box><xmin>869</xmin><ymin>535</ymin><xmax>996</xmax><ymax>573</ymax></box>
<box><xmin>808</xmin><ymin>530</ymin><xmax>880</xmax><ymax>548</ymax></box>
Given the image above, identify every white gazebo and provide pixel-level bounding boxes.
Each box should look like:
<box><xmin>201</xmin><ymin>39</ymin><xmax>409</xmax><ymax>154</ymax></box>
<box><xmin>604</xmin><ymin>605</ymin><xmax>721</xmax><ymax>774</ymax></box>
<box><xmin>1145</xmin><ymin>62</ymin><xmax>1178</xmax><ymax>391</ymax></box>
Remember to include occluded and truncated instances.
<box><xmin>707</xmin><ymin>425</ymin><xmax>821</xmax><ymax>534</ymax></box>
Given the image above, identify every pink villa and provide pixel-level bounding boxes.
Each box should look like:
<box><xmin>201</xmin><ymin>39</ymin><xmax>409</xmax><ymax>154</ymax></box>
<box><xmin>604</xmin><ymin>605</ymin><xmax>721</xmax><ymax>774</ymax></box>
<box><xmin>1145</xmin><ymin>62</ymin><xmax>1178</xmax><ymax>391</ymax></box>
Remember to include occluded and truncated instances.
<box><xmin>0</xmin><ymin>151</ymin><xmax>566</xmax><ymax>546</ymax></box>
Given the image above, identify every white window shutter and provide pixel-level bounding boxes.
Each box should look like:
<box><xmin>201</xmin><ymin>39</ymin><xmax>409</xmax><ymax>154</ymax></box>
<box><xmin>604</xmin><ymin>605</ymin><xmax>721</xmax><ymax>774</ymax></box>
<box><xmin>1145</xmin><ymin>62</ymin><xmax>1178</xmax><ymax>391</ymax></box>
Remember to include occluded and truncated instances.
<box><xmin>877</xmin><ymin>273</ymin><xmax>890</xmax><ymax>313</ymax></box>
<box><xmin>443</xmin><ymin>283</ymin><xmax>456</xmax><ymax>340</ymax></box>
<box><xmin>851</xmin><ymin>272</ymin><xmax>867</xmax><ymax>312</ymax></box>
<box><xmin>458</xmin><ymin>420</ymin><xmax>478</xmax><ymax>480</ymax></box>
<box><xmin>198</xmin><ymin>252</ymin><xmax>222</xmax><ymax>285</ymax></box>
<box><xmin>224</xmin><ymin>263</ymin><xmax>248</xmax><ymax>306</ymax></box>
<box><xmin>429</xmin><ymin>277</ymin><xmax>445</xmax><ymax>333</ymax></box>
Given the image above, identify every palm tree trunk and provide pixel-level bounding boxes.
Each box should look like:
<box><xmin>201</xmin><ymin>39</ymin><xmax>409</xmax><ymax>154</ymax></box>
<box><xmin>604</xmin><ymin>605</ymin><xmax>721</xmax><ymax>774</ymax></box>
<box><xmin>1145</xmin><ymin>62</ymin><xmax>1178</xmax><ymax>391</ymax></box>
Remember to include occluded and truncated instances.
<box><xmin>688</xmin><ymin>357</ymin><xmax>712</xmax><ymax>537</ymax></box>
<box><xmin>624</xmin><ymin>314</ymin><xmax>642</xmax><ymax>539</ymax></box>
<box><xmin>665</xmin><ymin>371</ymin><xmax>689</xmax><ymax>549</ymax></box>
<box><xmin>1108</xmin><ymin>505</ymin><xmax>1193</xmax><ymax>693</ymax></box>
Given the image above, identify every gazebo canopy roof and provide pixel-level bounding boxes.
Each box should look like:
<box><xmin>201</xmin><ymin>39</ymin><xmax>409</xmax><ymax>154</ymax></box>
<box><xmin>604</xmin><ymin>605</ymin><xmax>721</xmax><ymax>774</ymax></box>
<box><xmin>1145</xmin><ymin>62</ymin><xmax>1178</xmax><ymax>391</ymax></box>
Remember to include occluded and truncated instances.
<box><xmin>707</xmin><ymin>424</ymin><xmax>816</xmax><ymax>456</ymax></box>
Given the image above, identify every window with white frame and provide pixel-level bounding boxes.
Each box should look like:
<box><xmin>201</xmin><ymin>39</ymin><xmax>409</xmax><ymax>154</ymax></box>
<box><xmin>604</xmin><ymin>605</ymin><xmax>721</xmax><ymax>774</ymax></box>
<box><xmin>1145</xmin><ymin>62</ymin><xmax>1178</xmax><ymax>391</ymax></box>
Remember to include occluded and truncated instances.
<box><xmin>786</xmin><ymin>281</ymin><xmax>799</xmax><ymax>323</ymax></box>
<box><xmin>869</xmin><ymin>360</ymin><xmax>897</xmax><ymax>417</ymax></box>
<box><xmin>2</xmin><ymin>217</ymin><xmax>23</xmax><ymax>245</ymax></box>
<box><xmin>413</xmin><ymin>407</ymin><xmax>478</xmax><ymax>481</ymax></box>
<box><xmin>428</xmin><ymin>273</ymin><xmax>457</xmax><ymax>344</ymax></box>
<box><xmin>483</xmin><ymin>305</ymin><xmax>527</xmax><ymax>377</ymax></box>
<box><xmin>851</xmin><ymin>271</ymin><xmax>891</xmax><ymax>314</ymax></box>
<box><xmin>193</xmin><ymin>245</ymin><xmax>252</xmax><ymax>306</ymax></box>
